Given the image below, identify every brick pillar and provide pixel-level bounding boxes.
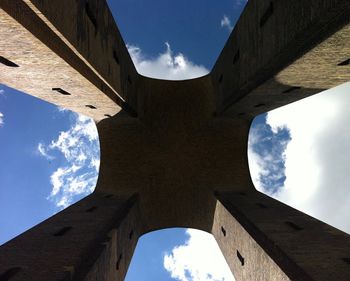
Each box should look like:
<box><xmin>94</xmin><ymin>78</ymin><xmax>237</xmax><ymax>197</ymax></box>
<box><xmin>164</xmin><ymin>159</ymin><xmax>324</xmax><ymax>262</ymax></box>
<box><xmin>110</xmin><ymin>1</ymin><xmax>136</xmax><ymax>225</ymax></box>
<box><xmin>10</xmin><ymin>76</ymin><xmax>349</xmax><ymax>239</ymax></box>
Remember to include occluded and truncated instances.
<box><xmin>212</xmin><ymin>190</ymin><xmax>350</xmax><ymax>281</ymax></box>
<box><xmin>0</xmin><ymin>192</ymin><xmax>142</xmax><ymax>281</ymax></box>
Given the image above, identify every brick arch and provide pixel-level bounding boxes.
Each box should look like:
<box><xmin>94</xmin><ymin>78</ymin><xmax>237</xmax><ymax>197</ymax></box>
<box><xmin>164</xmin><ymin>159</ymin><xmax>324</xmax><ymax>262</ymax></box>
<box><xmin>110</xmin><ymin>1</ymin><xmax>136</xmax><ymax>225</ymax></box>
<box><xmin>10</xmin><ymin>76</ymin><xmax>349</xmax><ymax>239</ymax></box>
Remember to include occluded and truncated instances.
<box><xmin>0</xmin><ymin>0</ymin><xmax>349</xmax><ymax>280</ymax></box>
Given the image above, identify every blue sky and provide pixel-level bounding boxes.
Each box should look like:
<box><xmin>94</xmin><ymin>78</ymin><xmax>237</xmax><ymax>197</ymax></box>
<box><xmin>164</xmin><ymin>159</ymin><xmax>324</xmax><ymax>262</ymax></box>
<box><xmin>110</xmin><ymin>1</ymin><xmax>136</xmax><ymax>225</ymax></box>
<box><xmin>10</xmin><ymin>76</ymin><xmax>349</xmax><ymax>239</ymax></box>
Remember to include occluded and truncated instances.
<box><xmin>249</xmin><ymin>82</ymin><xmax>350</xmax><ymax>234</ymax></box>
<box><xmin>0</xmin><ymin>85</ymin><xmax>99</xmax><ymax>243</ymax></box>
<box><xmin>1</xmin><ymin>0</ymin><xmax>350</xmax><ymax>280</ymax></box>
<box><xmin>108</xmin><ymin>0</ymin><xmax>244</xmax><ymax>70</ymax></box>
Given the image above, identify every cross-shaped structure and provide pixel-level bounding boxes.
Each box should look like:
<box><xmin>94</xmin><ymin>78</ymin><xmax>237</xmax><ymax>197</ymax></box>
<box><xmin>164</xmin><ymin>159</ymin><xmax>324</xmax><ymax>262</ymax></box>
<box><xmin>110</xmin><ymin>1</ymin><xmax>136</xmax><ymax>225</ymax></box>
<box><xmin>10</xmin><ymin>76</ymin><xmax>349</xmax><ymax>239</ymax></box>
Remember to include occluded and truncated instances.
<box><xmin>0</xmin><ymin>1</ymin><xmax>350</xmax><ymax>280</ymax></box>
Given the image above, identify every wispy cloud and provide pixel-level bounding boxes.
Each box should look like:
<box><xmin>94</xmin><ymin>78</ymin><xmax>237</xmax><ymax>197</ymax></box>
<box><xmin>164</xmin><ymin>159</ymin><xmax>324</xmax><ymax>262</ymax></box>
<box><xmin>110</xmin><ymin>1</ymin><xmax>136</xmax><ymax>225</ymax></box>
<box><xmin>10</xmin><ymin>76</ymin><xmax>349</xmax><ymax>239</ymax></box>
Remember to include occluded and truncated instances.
<box><xmin>221</xmin><ymin>0</ymin><xmax>248</xmax><ymax>32</ymax></box>
<box><xmin>127</xmin><ymin>42</ymin><xmax>208</xmax><ymax>80</ymax></box>
<box><xmin>38</xmin><ymin>113</ymin><xmax>99</xmax><ymax>208</ymax></box>
<box><xmin>164</xmin><ymin>229</ymin><xmax>235</xmax><ymax>281</ymax></box>
<box><xmin>37</xmin><ymin>143</ymin><xmax>55</xmax><ymax>160</ymax></box>
<box><xmin>57</xmin><ymin>106</ymin><xmax>68</xmax><ymax>112</ymax></box>
<box><xmin>248</xmin><ymin>116</ymin><xmax>290</xmax><ymax>194</ymax></box>
<box><xmin>0</xmin><ymin>88</ymin><xmax>4</xmax><ymax>126</ymax></box>
<box><xmin>220</xmin><ymin>15</ymin><xmax>233</xmax><ymax>32</ymax></box>
<box><xmin>249</xmin><ymin>82</ymin><xmax>350</xmax><ymax>234</ymax></box>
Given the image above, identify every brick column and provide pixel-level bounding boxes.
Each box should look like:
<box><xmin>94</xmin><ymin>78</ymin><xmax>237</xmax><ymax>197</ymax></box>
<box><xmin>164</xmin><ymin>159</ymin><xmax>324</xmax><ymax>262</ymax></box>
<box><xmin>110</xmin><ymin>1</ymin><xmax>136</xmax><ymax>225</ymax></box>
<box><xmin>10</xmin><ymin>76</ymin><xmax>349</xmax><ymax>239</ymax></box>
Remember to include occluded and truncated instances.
<box><xmin>0</xmin><ymin>192</ymin><xmax>142</xmax><ymax>281</ymax></box>
<box><xmin>212</xmin><ymin>190</ymin><xmax>350</xmax><ymax>281</ymax></box>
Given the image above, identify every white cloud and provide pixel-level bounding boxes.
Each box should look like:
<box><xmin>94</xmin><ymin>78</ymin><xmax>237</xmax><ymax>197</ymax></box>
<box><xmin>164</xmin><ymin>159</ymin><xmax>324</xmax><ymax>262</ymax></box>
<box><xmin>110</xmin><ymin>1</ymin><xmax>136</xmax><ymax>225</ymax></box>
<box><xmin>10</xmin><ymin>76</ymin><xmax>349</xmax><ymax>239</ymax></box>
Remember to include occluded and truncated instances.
<box><xmin>127</xmin><ymin>42</ymin><xmax>208</xmax><ymax>80</ymax></box>
<box><xmin>249</xmin><ymin>82</ymin><xmax>350</xmax><ymax>234</ymax></box>
<box><xmin>248</xmin><ymin>136</ymin><xmax>269</xmax><ymax>192</ymax></box>
<box><xmin>221</xmin><ymin>0</ymin><xmax>248</xmax><ymax>32</ymax></box>
<box><xmin>90</xmin><ymin>157</ymin><xmax>100</xmax><ymax>172</ymax></box>
<box><xmin>38</xmin><ymin>113</ymin><xmax>99</xmax><ymax>208</ymax></box>
<box><xmin>57</xmin><ymin>106</ymin><xmax>68</xmax><ymax>112</ymax></box>
<box><xmin>248</xmin><ymin>120</ymin><xmax>289</xmax><ymax>194</ymax></box>
<box><xmin>50</xmin><ymin>167</ymin><xmax>69</xmax><ymax>197</ymax></box>
<box><xmin>220</xmin><ymin>15</ymin><xmax>233</xmax><ymax>31</ymax></box>
<box><xmin>37</xmin><ymin>143</ymin><xmax>55</xmax><ymax>160</ymax></box>
<box><xmin>0</xmin><ymin>88</ymin><xmax>5</xmax><ymax>126</ymax></box>
<box><xmin>164</xmin><ymin>229</ymin><xmax>235</xmax><ymax>281</ymax></box>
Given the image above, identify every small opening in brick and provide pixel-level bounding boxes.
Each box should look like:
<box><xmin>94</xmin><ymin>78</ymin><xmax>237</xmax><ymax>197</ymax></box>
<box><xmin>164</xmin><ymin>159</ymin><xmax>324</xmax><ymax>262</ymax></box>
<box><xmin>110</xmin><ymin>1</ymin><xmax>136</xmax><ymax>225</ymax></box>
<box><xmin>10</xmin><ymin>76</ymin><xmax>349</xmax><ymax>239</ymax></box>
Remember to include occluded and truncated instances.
<box><xmin>116</xmin><ymin>254</ymin><xmax>123</xmax><ymax>270</ymax></box>
<box><xmin>236</xmin><ymin>250</ymin><xmax>245</xmax><ymax>266</ymax></box>
<box><xmin>0</xmin><ymin>56</ymin><xmax>19</xmax><ymax>67</ymax></box>
<box><xmin>260</xmin><ymin>2</ymin><xmax>274</xmax><ymax>28</ymax></box>
<box><xmin>342</xmin><ymin>258</ymin><xmax>350</xmax><ymax>265</ymax></box>
<box><xmin>52</xmin><ymin>88</ymin><xmax>71</xmax><ymax>96</ymax></box>
<box><xmin>104</xmin><ymin>194</ymin><xmax>113</xmax><ymax>198</ymax></box>
<box><xmin>254</xmin><ymin>103</ymin><xmax>266</xmax><ymax>108</ymax></box>
<box><xmin>218</xmin><ymin>74</ymin><xmax>223</xmax><ymax>83</ymax></box>
<box><xmin>113</xmin><ymin>50</ymin><xmax>120</xmax><ymax>65</ymax></box>
<box><xmin>53</xmin><ymin>226</ymin><xmax>72</xmax><ymax>237</ymax></box>
<box><xmin>127</xmin><ymin>75</ymin><xmax>132</xmax><ymax>84</ymax></box>
<box><xmin>129</xmin><ymin>230</ymin><xmax>134</xmax><ymax>240</ymax></box>
<box><xmin>282</xmin><ymin>86</ymin><xmax>301</xmax><ymax>93</ymax></box>
<box><xmin>221</xmin><ymin>226</ymin><xmax>226</xmax><ymax>237</ymax></box>
<box><xmin>85</xmin><ymin>105</ymin><xmax>97</xmax><ymax>109</ymax></box>
<box><xmin>85</xmin><ymin>206</ymin><xmax>97</xmax><ymax>213</ymax></box>
<box><xmin>256</xmin><ymin>203</ymin><xmax>268</xmax><ymax>209</ymax></box>
<box><xmin>0</xmin><ymin>267</ymin><xmax>21</xmax><ymax>280</ymax></box>
<box><xmin>104</xmin><ymin>114</ymin><xmax>112</xmax><ymax>118</ymax></box>
<box><xmin>338</xmin><ymin>58</ymin><xmax>350</xmax><ymax>66</ymax></box>
<box><xmin>285</xmin><ymin>221</ymin><xmax>303</xmax><ymax>231</ymax></box>
<box><xmin>85</xmin><ymin>2</ymin><xmax>97</xmax><ymax>29</ymax></box>
<box><xmin>233</xmin><ymin>50</ymin><xmax>240</xmax><ymax>64</ymax></box>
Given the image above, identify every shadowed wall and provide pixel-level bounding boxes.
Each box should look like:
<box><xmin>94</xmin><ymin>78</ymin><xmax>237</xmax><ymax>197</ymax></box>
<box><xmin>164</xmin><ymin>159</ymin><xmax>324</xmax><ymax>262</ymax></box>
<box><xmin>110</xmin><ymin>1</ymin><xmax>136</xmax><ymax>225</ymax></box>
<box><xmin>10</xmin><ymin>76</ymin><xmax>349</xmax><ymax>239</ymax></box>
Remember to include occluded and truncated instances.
<box><xmin>0</xmin><ymin>0</ymin><xmax>349</xmax><ymax>280</ymax></box>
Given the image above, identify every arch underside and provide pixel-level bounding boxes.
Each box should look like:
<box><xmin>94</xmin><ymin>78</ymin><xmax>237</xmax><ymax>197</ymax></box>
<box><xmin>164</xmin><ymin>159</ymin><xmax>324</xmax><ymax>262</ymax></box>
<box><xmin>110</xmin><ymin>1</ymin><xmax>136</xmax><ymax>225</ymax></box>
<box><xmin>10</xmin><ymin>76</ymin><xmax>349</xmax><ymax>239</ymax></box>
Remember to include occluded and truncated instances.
<box><xmin>0</xmin><ymin>0</ymin><xmax>350</xmax><ymax>280</ymax></box>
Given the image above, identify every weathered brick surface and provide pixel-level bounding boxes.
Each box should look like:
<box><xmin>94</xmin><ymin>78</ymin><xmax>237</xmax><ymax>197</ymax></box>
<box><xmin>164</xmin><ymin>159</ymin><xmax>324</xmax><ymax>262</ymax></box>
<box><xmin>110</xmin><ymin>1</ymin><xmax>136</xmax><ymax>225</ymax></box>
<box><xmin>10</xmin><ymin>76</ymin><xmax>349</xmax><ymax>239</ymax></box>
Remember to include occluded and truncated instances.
<box><xmin>213</xmin><ymin>191</ymin><xmax>350</xmax><ymax>281</ymax></box>
<box><xmin>0</xmin><ymin>192</ymin><xmax>141</xmax><ymax>281</ymax></box>
<box><xmin>0</xmin><ymin>0</ymin><xmax>349</xmax><ymax>280</ymax></box>
<box><xmin>212</xmin><ymin>0</ymin><xmax>350</xmax><ymax>118</ymax></box>
<box><xmin>0</xmin><ymin>0</ymin><xmax>138</xmax><ymax>121</ymax></box>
